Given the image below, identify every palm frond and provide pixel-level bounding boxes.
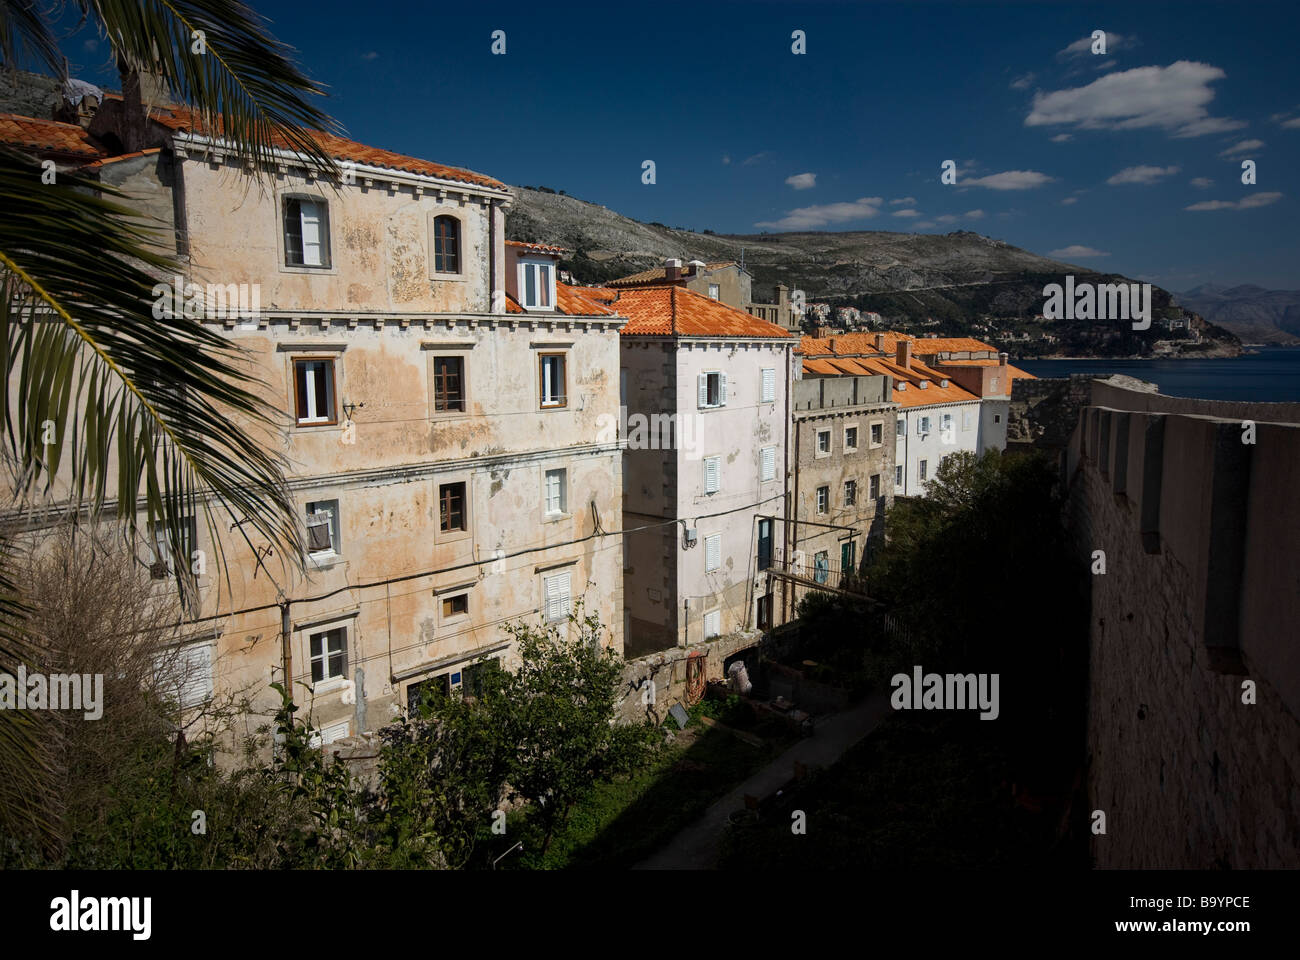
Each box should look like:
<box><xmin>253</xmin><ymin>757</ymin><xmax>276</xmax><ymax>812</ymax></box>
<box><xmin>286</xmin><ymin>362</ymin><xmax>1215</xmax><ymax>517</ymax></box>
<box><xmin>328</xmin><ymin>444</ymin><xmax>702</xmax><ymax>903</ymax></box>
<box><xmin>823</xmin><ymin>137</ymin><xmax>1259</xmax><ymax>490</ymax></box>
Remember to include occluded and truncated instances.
<box><xmin>84</xmin><ymin>0</ymin><xmax>340</xmax><ymax>174</ymax></box>
<box><xmin>0</xmin><ymin>0</ymin><xmax>64</xmax><ymax>75</ymax></box>
<box><xmin>0</xmin><ymin>145</ymin><xmax>305</xmax><ymax>608</ymax></box>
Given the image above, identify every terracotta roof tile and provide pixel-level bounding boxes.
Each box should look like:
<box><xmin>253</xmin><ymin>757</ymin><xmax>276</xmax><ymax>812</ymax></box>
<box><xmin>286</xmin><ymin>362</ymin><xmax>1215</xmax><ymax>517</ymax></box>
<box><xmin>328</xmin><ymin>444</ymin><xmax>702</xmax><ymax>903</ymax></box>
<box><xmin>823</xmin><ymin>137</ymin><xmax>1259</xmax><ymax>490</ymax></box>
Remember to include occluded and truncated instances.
<box><xmin>615</xmin><ymin>286</ymin><xmax>794</xmax><ymax>339</ymax></box>
<box><xmin>0</xmin><ymin>113</ymin><xmax>106</xmax><ymax>159</ymax></box>
<box><xmin>79</xmin><ymin>147</ymin><xmax>163</xmax><ymax>169</ymax></box>
<box><xmin>149</xmin><ymin>104</ymin><xmax>505</xmax><ymax>190</ymax></box>
<box><xmin>506</xmin><ymin>240</ymin><xmax>571</xmax><ymax>255</ymax></box>
<box><xmin>608</xmin><ymin>261</ymin><xmax>739</xmax><ymax>287</ymax></box>
<box><xmin>908</xmin><ymin>336</ymin><xmax>1000</xmax><ymax>355</ymax></box>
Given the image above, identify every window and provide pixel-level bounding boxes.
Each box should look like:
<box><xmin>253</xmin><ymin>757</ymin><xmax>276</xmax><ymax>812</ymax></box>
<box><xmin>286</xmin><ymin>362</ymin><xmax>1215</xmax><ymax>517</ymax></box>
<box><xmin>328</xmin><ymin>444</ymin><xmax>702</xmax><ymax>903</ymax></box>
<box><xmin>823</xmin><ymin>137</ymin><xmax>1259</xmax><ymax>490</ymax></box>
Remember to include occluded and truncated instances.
<box><xmin>816</xmin><ymin>486</ymin><xmax>829</xmax><ymax>514</ymax></box>
<box><xmin>544</xmin><ymin>468</ymin><xmax>567</xmax><ymax>515</ymax></box>
<box><xmin>919</xmin><ymin>459</ymin><xmax>928</xmax><ymax>481</ymax></box>
<box><xmin>407</xmin><ymin>674</ymin><xmax>451</xmax><ymax>713</ymax></box>
<box><xmin>309</xmin><ymin>720</ymin><xmax>349</xmax><ymax>749</ymax></box>
<box><xmin>813</xmin><ymin>551</ymin><xmax>829</xmax><ymax>584</ymax></box>
<box><xmin>869</xmin><ymin>474</ymin><xmax>880</xmax><ymax>499</ymax></box>
<box><xmin>708</xmin><ymin>283</ymin><xmax>720</xmax><ymax>300</ymax></box>
<box><xmin>153</xmin><ymin>640</ymin><xmax>213</xmax><ymax>710</ymax></box>
<box><xmin>441</xmin><ymin>593</ymin><xmax>469</xmax><ymax>618</ymax></box>
<box><xmin>841</xmin><ymin>541</ymin><xmax>856</xmax><ymax>579</ymax></box>
<box><xmin>941</xmin><ymin>413</ymin><xmax>954</xmax><ymax>435</ymax></box>
<box><xmin>897</xmin><ymin>417</ymin><xmax>906</xmax><ymax>437</ymax></box>
<box><xmin>760</xmin><ymin>445</ymin><xmax>776</xmax><ymax>482</ymax></box>
<box><xmin>283</xmin><ymin>197</ymin><xmax>330</xmax><ymax>267</ymax></box>
<box><xmin>757</xmin><ymin>593</ymin><xmax>773</xmax><ymax>630</ymax></box>
<box><xmin>705</xmin><ymin>534</ymin><xmax>721</xmax><ymax>572</ymax></box>
<box><xmin>845</xmin><ymin>426</ymin><xmax>858</xmax><ymax>450</ymax></box>
<box><xmin>519</xmin><ymin>259</ymin><xmax>554</xmax><ymax>309</ymax></box>
<box><xmin>432</xmin><ymin>215</ymin><xmax>460</xmax><ymax>274</ymax></box>
<box><xmin>895</xmin><ymin>464</ymin><xmax>904</xmax><ymax>486</ymax></box>
<box><xmin>305</xmin><ymin>499</ymin><xmax>340</xmax><ymax>556</ymax></box>
<box><xmin>462</xmin><ymin>657</ymin><xmax>499</xmax><ymax>698</ymax></box>
<box><xmin>816</xmin><ymin>430</ymin><xmax>831</xmax><ymax>454</ymax></box>
<box><xmin>844</xmin><ymin>480</ymin><xmax>857</xmax><ymax>506</ymax></box>
<box><xmin>149</xmin><ymin>516</ymin><xmax>197</xmax><ymax>579</ymax></box>
<box><xmin>962</xmin><ymin>410</ymin><xmax>973</xmax><ymax>431</ymax></box>
<box><xmin>293</xmin><ymin>358</ymin><xmax>337</xmax><ymax>425</ymax></box>
<box><xmin>543</xmin><ymin>571</ymin><xmax>571</xmax><ymax>623</ymax></box>
<box><xmin>703</xmin><ymin>456</ymin><xmax>721</xmax><ymax>494</ymax></box>
<box><xmin>761</xmin><ymin>367</ymin><xmax>776</xmax><ymax>403</ymax></box>
<box><xmin>870</xmin><ymin>422</ymin><xmax>883</xmax><ymax>446</ymax></box>
<box><xmin>919</xmin><ymin>416</ymin><xmax>932</xmax><ymax>434</ymax></box>
<box><xmin>539</xmin><ymin>353</ymin><xmax>566</xmax><ymax>408</ymax></box>
<box><xmin>439</xmin><ymin>482</ymin><xmax>467</xmax><ymax>533</ymax></box>
<box><xmin>990</xmin><ymin>377</ymin><xmax>999</xmax><ymax>391</ymax></box>
<box><xmin>309</xmin><ymin>627</ymin><xmax>348</xmax><ymax>684</ymax></box>
<box><xmin>994</xmin><ymin>414</ymin><xmax>1001</xmax><ymax>424</ymax></box>
<box><xmin>757</xmin><ymin>518</ymin><xmax>773</xmax><ymax>571</ymax></box>
<box><xmin>697</xmin><ymin>371</ymin><xmax>727</xmax><ymax>409</ymax></box>
<box><xmin>703</xmin><ymin>610</ymin><xmax>721</xmax><ymax>639</ymax></box>
<box><xmin>433</xmin><ymin>356</ymin><xmax>465</xmax><ymax>412</ymax></box>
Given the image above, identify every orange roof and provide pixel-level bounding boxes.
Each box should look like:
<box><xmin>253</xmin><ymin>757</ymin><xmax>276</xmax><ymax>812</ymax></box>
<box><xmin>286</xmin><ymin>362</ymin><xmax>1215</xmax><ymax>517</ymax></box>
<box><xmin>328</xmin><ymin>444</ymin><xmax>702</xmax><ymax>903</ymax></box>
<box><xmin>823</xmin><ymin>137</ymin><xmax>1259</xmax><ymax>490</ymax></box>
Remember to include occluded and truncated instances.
<box><xmin>506</xmin><ymin>239</ymin><xmax>571</xmax><ymax>256</ymax></box>
<box><xmin>0</xmin><ymin>113</ymin><xmax>106</xmax><ymax>159</ymax></box>
<box><xmin>608</xmin><ymin>261</ymin><xmax>739</xmax><ymax>287</ymax></box>
<box><xmin>569</xmin><ymin>285</ymin><xmax>618</xmax><ymax>304</ymax></box>
<box><xmin>799</xmin><ymin>331</ymin><xmax>915</xmax><ymax>357</ymax></box>
<box><xmin>615</xmin><ymin>286</ymin><xmax>793</xmax><ymax>339</ymax></box>
<box><xmin>504</xmin><ymin>284</ymin><xmax>617</xmax><ymax>317</ymax></box>
<box><xmin>804</xmin><ymin>352</ymin><xmax>980</xmax><ymax>408</ymax></box>
<box><xmin>148</xmin><ymin>104</ymin><xmax>505</xmax><ymax>189</ymax></box>
<box><xmin>79</xmin><ymin>148</ymin><xmax>163</xmax><ymax>169</ymax></box>
<box><xmin>908</xmin><ymin>336</ymin><xmax>999</xmax><ymax>355</ymax></box>
<box><xmin>936</xmin><ymin>358</ymin><xmax>1036</xmax><ymax>380</ymax></box>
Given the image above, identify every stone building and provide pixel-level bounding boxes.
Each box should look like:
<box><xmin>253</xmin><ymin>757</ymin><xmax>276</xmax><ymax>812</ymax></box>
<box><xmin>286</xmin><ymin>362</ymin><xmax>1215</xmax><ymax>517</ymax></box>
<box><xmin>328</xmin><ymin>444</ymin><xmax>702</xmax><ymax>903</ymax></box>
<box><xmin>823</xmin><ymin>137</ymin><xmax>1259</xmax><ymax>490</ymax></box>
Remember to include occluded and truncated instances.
<box><xmin>2</xmin><ymin>91</ymin><xmax>627</xmax><ymax>749</ymax></box>
<box><xmin>597</xmin><ymin>285</ymin><xmax>796</xmax><ymax>655</ymax></box>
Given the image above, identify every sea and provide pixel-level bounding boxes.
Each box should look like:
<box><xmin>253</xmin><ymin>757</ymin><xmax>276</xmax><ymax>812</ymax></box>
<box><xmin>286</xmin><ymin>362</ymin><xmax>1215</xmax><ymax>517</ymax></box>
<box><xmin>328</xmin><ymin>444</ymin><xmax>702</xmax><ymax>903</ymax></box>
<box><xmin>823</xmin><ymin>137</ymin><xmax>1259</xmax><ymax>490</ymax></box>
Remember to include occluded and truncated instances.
<box><xmin>1017</xmin><ymin>346</ymin><xmax>1300</xmax><ymax>403</ymax></box>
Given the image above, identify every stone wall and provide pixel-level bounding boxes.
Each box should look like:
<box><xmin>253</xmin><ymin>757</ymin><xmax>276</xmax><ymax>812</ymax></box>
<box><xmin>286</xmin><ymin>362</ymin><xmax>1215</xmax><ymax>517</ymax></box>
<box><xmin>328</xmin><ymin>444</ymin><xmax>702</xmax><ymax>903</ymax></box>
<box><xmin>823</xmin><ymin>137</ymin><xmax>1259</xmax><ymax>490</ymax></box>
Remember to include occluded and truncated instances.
<box><xmin>1006</xmin><ymin>374</ymin><xmax>1097</xmax><ymax>451</ymax></box>
<box><xmin>1065</xmin><ymin>383</ymin><xmax>1300</xmax><ymax>868</ymax></box>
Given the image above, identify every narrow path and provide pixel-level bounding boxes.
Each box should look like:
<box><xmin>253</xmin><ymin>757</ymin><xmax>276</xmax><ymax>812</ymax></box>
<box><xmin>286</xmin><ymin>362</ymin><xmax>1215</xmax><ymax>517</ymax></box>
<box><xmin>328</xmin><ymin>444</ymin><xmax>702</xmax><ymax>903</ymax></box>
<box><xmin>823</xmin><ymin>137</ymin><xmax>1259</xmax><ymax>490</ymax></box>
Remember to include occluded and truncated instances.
<box><xmin>634</xmin><ymin>692</ymin><xmax>893</xmax><ymax>870</ymax></box>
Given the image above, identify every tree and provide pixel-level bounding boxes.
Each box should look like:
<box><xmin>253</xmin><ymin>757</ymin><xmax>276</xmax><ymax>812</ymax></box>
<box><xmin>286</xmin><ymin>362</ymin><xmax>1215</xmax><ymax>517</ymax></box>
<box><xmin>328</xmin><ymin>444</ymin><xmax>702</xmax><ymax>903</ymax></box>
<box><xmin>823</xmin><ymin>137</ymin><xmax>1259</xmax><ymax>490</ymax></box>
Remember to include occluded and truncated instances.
<box><xmin>0</xmin><ymin>0</ymin><xmax>341</xmax><ymax>845</ymax></box>
<box><xmin>499</xmin><ymin>607</ymin><xmax>652</xmax><ymax>853</ymax></box>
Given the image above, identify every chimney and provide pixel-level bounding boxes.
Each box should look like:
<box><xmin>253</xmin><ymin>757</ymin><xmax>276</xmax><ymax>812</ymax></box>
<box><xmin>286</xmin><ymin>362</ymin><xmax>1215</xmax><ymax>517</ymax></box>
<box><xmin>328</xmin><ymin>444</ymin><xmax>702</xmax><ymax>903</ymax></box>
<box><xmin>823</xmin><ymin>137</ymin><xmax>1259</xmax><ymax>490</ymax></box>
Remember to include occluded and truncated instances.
<box><xmin>776</xmin><ymin>284</ymin><xmax>788</xmax><ymax>309</ymax></box>
<box><xmin>896</xmin><ymin>340</ymin><xmax>912</xmax><ymax>370</ymax></box>
<box><xmin>828</xmin><ymin>337</ymin><xmax>838</xmax><ymax>354</ymax></box>
<box><xmin>999</xmin><ymin>351</ymin><xmax>1009</xmax><ymax>366</ymax></box>
<box><xmin>664</xmin><ymin>258</ymin><xmax>682</xmax><ymax>282</ymax></box>
<box><xmin>874</xmin><ymin>333</ymin><xmax>885</xmax><ymax>352</ymax></box>
<box><xmin>687</xmin><ymin>259</ymin><xmax>706</xmax><ymax>275</ymax></box>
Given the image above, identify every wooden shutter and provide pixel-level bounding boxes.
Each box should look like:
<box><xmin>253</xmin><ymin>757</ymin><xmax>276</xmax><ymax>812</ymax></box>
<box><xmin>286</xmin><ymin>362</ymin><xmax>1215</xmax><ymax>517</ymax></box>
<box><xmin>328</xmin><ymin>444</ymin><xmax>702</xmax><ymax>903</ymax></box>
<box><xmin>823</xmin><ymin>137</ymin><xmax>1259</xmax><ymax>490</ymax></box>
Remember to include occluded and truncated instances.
<box><xmin>705</xmin><ymin>534</ymin><xmax>720</xmax><ymax>571</ymax></box>
<box><xmin>545</xmin><ymin>572</ymin><xmax>571</xmax><ymax>622</ymax></box>
<box><xmin>704</xmin><ymin>457</ymin><xmax>719</xmax><ymax>493</ymax></box>
<box><xmin>704</xmin><ymin>610</ymin><xmax>720</xmax><ymax>638</ymax></box>
<box><xmin>761</xmin><ymin>446</ymin><xmax>775</xmax><ymax>481</ymax></box>
<box><xmin>762</xmin><ymin>368</ymin><xmax>776</xmax><ymax>402</ymax></box>
<box><xmin>155</xmin><ymin>642</ymin><xmax>213</xmax><ymax>710</ymax></box>
<box><xmin>719</xmin><ymin>373</ymin><xmax>727</xmax><ymax>405</ymax></box>
<box><xmin>300</xmin><ymin>200</ymin><xmax>324</xmax><ymax>266</ymax></box>
<box><xmin>697</xmin><ymin>372</ymin><xmax>708</xmax><ymax>408</ymax></box>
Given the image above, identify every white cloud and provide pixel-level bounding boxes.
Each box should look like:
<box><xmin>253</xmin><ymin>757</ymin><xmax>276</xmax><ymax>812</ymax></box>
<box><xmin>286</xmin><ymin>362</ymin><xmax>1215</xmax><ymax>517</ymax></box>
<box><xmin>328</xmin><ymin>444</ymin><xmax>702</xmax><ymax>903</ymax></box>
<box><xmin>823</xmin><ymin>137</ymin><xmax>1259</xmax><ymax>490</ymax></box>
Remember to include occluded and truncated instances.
<box><xmin>890</xmin><ymin>197</ymin><xmax>917</xmax><ymax>205</ymax></box>
<box><xmin>964</xmin><ymin>209</ymin><xmax>985</xmax><ymax>220</ymax></box>
<box><xmin>361</xmin><ymin>51</ymin><xmax>379</xmax><ymax>61</ymax></box>
<box><xmin>1189</xmin><ymin>177</ymin><xmax>1213</xmax><ymax>188</ymax></box>
<box><xmin>1185</xmin><ymin>191</ymin><xmax>1282</xmax><ymax>211</ymax></box>
<box><xmin>1282</xmin><ymin>117</ymin><xmax>1300</xmax><ymax>130</ymax></box>
<box><xmin>1219</xmin><ymin>139</ymin><xmax>1264</xmax><ymax>157</ymax></box>
<box><xmin>785</xmin><ymin>172</ymin><xmax>817</xmax><ymax>190</ymax></box>
<box><xmin>743</xmin><ymin>152</ymin><xmax>771</xmax><ymax>166</ymax></box>
<box><xmin>1010</xmin><ymin>72</ymin><xmax>1036</xmax><ymax>90</ymax></box>
<box><xmin>891</xmin><ymin>208</ymin><xmax>921</xmax><ymax>217</ymax></box>
<box><xmin>1107</xmin><ymin>164</ymin><xmax>1180</xmax><ymax>185</ymax></box>
<box><xmin>962</xmin><ymin>169</ymin><xmax>1054</xmax><ymax>190</ymax></box>
<box><xmin>722</xmin><ymin>155</ymin><xmax>731</xmax><ymax>165</ymax></box>
<box><xmin>1060</xmin><ymin>197</ymin><xmax>1079</xmax><ymax>205</ymax></box>
<box><xmin>1057</xmin><ymin>32</ymin><xmax>1135</xmax><ymax>60</ymax></box>
<box><xmin>755</xmin><ymin>197</ymin><xmax>883</xmax><ymax>230</ymax></box>
<box><xmin>1049</xmin><ymin>245</ymin><xmax>1110</xmax><ymax>259</ymax></box>
<box><xmin>1050</xmin><ymin>133</ymin><xmax>1073</xmax><ymax>143</ymax></box>
<box><xmin>932</xmin><ymin>210</ymin><xmax>984</xmax><ymax>224</ymax></box>
<box><xmin>1026</xmin><ymin>62</ymin><xmax>1244</xmax><ymax>139</ymax></box>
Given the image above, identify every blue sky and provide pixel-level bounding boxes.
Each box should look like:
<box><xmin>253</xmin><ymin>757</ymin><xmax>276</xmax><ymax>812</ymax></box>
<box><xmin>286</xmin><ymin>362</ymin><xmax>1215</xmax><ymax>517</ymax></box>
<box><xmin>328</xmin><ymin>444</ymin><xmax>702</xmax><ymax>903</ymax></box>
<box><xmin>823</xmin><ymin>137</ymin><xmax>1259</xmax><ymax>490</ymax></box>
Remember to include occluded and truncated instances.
<box><xmin>58</xmin><ymin>0</ymin><xmax>1300</xmax><ymax>290</ymax></box>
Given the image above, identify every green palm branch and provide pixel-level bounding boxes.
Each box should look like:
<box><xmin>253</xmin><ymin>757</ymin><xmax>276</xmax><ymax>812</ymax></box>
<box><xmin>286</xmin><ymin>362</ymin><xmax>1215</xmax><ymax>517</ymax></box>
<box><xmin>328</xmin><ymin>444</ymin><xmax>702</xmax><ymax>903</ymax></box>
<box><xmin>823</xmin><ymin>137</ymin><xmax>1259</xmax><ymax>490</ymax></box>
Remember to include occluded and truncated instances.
<box><xmin>0</xmin><ymin>0</ymin><xmax>342</xmax><ymax>850</ymax></box>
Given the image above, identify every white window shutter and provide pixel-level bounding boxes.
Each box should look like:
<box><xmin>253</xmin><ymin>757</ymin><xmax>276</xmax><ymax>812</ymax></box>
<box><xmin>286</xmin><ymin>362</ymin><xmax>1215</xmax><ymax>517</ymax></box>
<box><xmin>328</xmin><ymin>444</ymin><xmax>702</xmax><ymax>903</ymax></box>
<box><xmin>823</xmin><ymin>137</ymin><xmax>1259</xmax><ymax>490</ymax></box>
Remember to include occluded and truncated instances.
<box><xmin>558</xmin><ymin>572</ymin><xmax>571</xmax><ymax>618</ymax></box>
<box><xmin>706</xmin><ymin>534</ymin><xmax>721</xmax><ymax>571</ymax></box>
<box><xmin>719</xmin><ymin>373</ymin><xmax>728</xmax><ymax>406</ymax></box>
<box><xmin>762</xmin><ymin>368</ymin><xmax>776</xmax><ymax>402</ymax></box>
<box><xmin>761</xmin><ymin>446</ymin><xmax>775</xmax><ymax>482</ymax></box>
<box><xmin>704</xmin><ymin>457</ymin><xmax>720</xmax><ymax>493</ymax></box>
<box><xmin>545</xmin><ymin>572</ymin><xmax>571</xmax><ymax>621</ymax></box>
<box><xmin>704</xmin><ymin>610</ymin><xmax>720</xmax><ymax>638</ymax></box>
<box><xmin>300</xmin><ymin>201</ymin><xmax>323</xmax><ymax>266</ymax></box>
<box><xmin>698</xmin><ymin>372</ymin><xmax>708</xmax><ymax>408</ymax></box>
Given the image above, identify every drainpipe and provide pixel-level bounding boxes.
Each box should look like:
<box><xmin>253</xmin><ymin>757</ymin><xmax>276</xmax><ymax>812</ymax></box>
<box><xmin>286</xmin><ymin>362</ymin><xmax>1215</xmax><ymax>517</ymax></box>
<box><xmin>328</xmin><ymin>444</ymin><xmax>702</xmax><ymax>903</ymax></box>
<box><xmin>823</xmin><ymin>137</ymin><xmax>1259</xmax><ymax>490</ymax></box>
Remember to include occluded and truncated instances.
<box><xmin>785</xmin><ymin>347</ymin><xmax>797</xmax><ymax>626</ymax></box>
<box><xmin>488</xmin><ymin>198</ymin><xmax>498</xmax><ymax>313</ymax></box>
<box><xmin>279</xmin><ymin>599</ymin><xmax>292</xmax><ymax>697</ymax></box>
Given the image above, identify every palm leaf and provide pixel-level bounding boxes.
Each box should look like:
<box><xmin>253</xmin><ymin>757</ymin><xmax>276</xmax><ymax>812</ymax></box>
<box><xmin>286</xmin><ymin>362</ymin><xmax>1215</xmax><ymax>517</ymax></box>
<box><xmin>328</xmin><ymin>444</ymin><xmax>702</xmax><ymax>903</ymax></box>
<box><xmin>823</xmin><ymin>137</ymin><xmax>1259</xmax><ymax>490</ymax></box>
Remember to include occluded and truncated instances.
<box><xmin>84</xmin><ymin>0</ymin><xmax>341</xmax><ymax>174</ymax></box>
<box><xmin>0</xmin><ymin>145</ymin><xmax>305</xmax><ymax>607</ymax></box>
<box><xmin>0</xmin><ymin>0</ymin><xmax>64</xmax><ymax>75</ymax></box>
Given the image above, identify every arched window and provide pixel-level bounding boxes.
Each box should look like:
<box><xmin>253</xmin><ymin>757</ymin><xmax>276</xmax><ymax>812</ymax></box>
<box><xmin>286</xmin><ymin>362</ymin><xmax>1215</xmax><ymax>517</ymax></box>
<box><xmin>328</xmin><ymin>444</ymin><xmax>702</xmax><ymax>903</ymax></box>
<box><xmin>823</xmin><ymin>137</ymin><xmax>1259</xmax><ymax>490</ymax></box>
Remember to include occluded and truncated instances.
<box><xmin>433</xmin><ymin>215</ymin><xmax>460</xmax><ymax>273</ymax></box>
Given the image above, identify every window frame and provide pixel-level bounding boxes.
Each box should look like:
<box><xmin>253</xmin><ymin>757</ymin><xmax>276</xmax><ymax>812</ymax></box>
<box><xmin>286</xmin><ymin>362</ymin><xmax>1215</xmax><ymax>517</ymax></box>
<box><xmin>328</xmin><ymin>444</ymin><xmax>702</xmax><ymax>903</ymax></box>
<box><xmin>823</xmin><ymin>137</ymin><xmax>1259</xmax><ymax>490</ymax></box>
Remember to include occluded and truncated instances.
<box><xmin>760</xmin><ymin>367</ymin><xmax>776</xmax><ymax>403</ymax></box>
<box><xmin>816</xmin><ymin>485</ymin><xmax>829</xmax><ymax>515</ymax></box>
<box><xmin>280</xmin><ymin>194</ymin><xmax>332</xmax><ymax>270</ymax></box>
<box><xmin>292</xmin><ymin>356</ymin><xmax>339</xmax><ymax>427</ymax></box>
<box><xmin>518</xmin><ymin>257</ymin><xmax>556</xmax><ymax>311</ymax></box>
<box><xmin>542</xmin><ymin>570</ymin><xmax>572</xmax><ymax>623</ymax></box>
<box><xmin>431</xmin><ymin>214</ymin><xmax>462</xmax><ymax>276</ymax></box>
<box><xmin>704</xmin><ymin>533</ymin><xmax>722</xmax><ymax>572</ymax></box>
<box><xmin>815</xmin><ymin>428</ymin><xmax>831</xmax><ymax>457</ymax></box>
<box><xmin>305</xmin><ymin>498</ymin><xmax>342</xmax><ymax>563</ymax></box>
<box><xmin>895</xmin><ymin>464</ymin><xmax>904</xmax><ymax>487</ymax></box>
<box><xmin>538</xmin><ymin>352</ymin><xmax>568</xmax><ymax>409</ymax></box>
<box><xmin>544</xmin><ymin>467</ymin><xmax>568</xmax><ymax>517</ymax></box>
<box><xmin>844</xmin><ymin>425</ymin><xmax>859</xmax><ymax>451</ymax></box>
<box><xmin>438</xmin><ymin>480</ymin><xmax>469</xmax><ymax>535</ymax></box>
<box><xmin>432</xmin><ymin>354</ymin><xmax>467</xmax><ymax>413</ymax></box>
<box><xmin>308</xmin><ymin>625</ymin><xmax>349</xmax><ymax>690</ymax></box>
<box><xmin>869</xmin><ymin>421</ymin><xmax>884</xmax><ymax>448</ymax></box>
<box><xmin>919</xmin><ymin>459</ymin><xmax>929</xmax><ymax>481</ymax></box>
<box><xmin>760</xmin><ymin>445</ymin><xmax>777</xmax><ymax>482</ymax></box>
<box><xmin>703</xmin><ymin>456</ymin><xmax>722</xmax><ymax>495</ymax></box>
<box><xmin>844</xmin><ymin>479</ymin><xmax>857</xmax><ymax>506</ymax></box>
<box><xmin>869</xmin><ymin>473</ymin><xmax>880</xmax><ymax>500</ymax></box>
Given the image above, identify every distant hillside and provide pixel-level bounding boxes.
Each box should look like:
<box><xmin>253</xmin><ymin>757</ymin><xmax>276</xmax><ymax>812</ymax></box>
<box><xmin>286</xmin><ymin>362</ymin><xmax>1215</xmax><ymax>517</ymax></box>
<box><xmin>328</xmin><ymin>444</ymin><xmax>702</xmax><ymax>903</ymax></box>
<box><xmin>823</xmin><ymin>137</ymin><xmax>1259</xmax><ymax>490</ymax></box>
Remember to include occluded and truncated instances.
<box><xmin>1174</xmin><ymin>284</ymin><xmax>1300</xmax><ymax>345</ymax></box>
<box><xmin>507</xmin><ymin>187</ymin><xmax>1241</xmax><ymax>359</ymax></box>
